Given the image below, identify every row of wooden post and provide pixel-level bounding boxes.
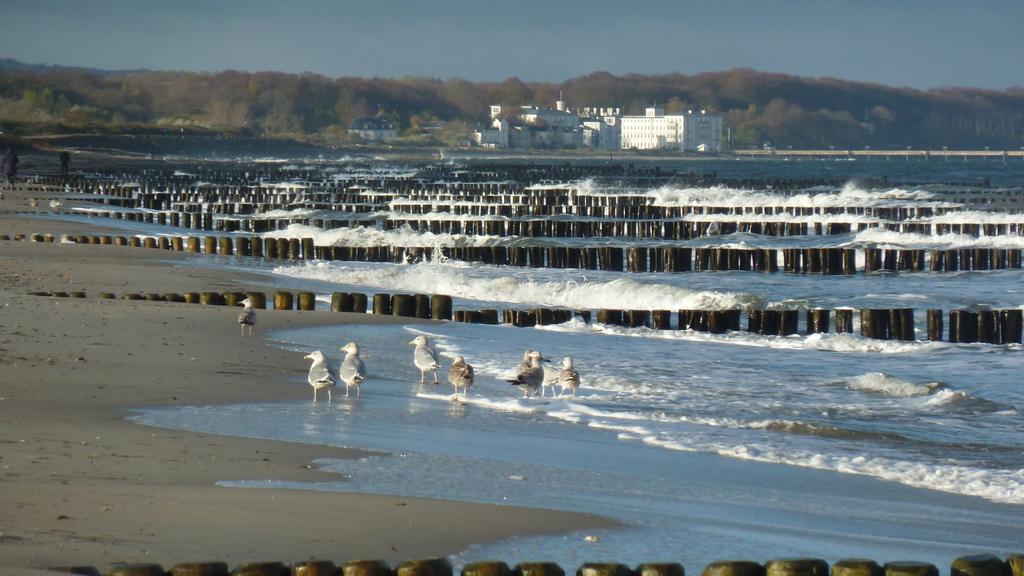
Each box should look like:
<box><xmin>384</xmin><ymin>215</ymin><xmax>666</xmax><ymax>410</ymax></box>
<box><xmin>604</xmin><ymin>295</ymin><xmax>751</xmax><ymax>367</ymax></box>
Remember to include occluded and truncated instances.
<box><xmin>24</xmin><ymin>286</ymin><xmax>1024</xmax><ymax>344</ymax></box>
<box><xmin>45</xmin><ymin>552</ymin><xmax>1024</xmax><ymax>576</ymax></box>
<box><xmin>12</xmin><ymin>228</ymin><xmax>1024</xmax><ymax>275</ymax></box>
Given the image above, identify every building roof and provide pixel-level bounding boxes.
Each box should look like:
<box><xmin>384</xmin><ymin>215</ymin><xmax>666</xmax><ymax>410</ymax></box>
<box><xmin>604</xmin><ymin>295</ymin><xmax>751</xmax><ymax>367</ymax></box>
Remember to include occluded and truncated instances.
<box><xmin>350</xmin><ymin>116</ymin><xmax>395</xmax><ymax>131</ymax></box>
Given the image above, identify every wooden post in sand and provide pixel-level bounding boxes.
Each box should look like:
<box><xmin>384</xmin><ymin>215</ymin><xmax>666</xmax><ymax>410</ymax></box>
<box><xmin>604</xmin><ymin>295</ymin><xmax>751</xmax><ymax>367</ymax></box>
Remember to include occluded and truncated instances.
<box><xmin>236</xmin><ymin>236</ymin><xmax>251</xmax><ymax>257</ymax></box>
<box><xmin>105</xmin><ymin>563</ymin><xmax>166</xmax><ymax>576</ymax></box>
<box><xmin>636</xmin><ymin>563</ymin><xmax>685</xmax><ymax>576</ymax></box>
<box><xmin>297</xmin><ymin>291</ymin><xmax>316</xmax><ymax>311</ymax></box>
<box><xmin>199</xmin><ymin>291</ymin><xmax>225</xmax><ymax>305</ymax></box>
<box><xmin>514</xmin><ymin>563</ymin><xmax>565</xmax><ymax>576</ymax></box>
<box><xmin>831</xmin><ymin>559</ymin><xmax>882</xmax><ymax>576</ymax></box>
<box><xmin>462</xmin><ymin>561</ymin><xmax>512</xmax><ymax>576</ymax></box>
<box><xmin>765</xmin><ymin>559</ymin><xmax>829</xmax><ymax>576</ymax></box>
<box><xmin>218</xmin><ymin>236</ymin><xmax>233</xmax><ymax>256</ymax></box>
<box><xmin>46</xmin><ymin>567</ymin><xmax>101</xmax><ymax>576</ymax></box>
<box><xmin>396</xmin><ymin>558</ymin><xmax>453</xmax><ymax>576</ymax></box>
<box><xmin>274</xmin><ymin>291</ymin><xmax>294</xmax><ymax>311</ymax></box>
<box><xmin>332</xmin><ymin>292</ymin><xmax>354</xmax><ymax>312</ymax></box>
<box><xmin>186</xmin><ymin>236</ymin><xmax>200</xmax><ymax>253</ymax></box>
<box><xmin>431</xmin><ymin>294</ymin><xmax>453</xmax><ymax>320</ymax></box>
<box><xmin>950</xmin><ymin>555</ymin><xmax>1009</xmax><ymax>576</ymax></box>
<box><xmin>183</xmin><ymin>292</ymin><xmax>201</xmax><ymax>304</ymax></box>
<box><xmin>288</xmin><ymin>238</ymin><xmax>300</xmax><ymax>260</ymax></box>
<box><xmin>203</xmin><ymin>236</ymin><xmax>216</xmax><ymax>255</ymax></box>
<box><xmin>578</xmin><ymin>563</ymin><xmax>634</xmax><ymax>576</ymax></box>
<box><xmin>301</xmin><ymin>237</ymin><xmax>315</xmax><ymax>260</ymax></box>
<box><xmin>883</xmin><ymin>562</ymin><xmax>938</xmax><ymax>576</ymax></box>
<box><xmin>702</xmin><ymin>562</ymin><xmax>764</xmax><ymax>576</ymax></box>
<box><xmin>168</xmin><ymin>561</ymin><xmax>229</xmax><ymax>576</ymax></box>
<box><xmin>373</xmin><ymin>293</ymin><xmax>392</xmax><ymax>315</ymax></box>
<box><xmin>230</xmin><ymin>562</ymin><xmax>288</xmax><ymax>576</ymax></box>
<box><xmin>223</xmin><ymin>291</ymin><xmax>246</xmax><ymax>307</ymax></box>
<box><xmin>652</xmin><ymin>309</ymin><xmax>672</xmax><ymax>330</ymax></box>
<box><xmin>292</xmin><ymin>560</ymin><xmax>338</xmax><ymax>575</ymax></box>
<box><xmin>805</xmin><ymin>309</ymin><xmax>830</xmax><ymax>334</ymax></box>
<box><xmin>414</xmin><ymin>294</ymin><xmax>431</xmax><ymax>319</ymax></box>
<box><xmin>246</xmin><ymin>292</ymin><xmax>267</xmax><ymax>309</ymax></box>
<box><xmin>351</xmin><ymin>292</ymin><xmax>368</xmax><ymax>313</ymax></box>
<box><xmin>343</xmin><ymin>560</ymin><xmax>393</xmax><ymax>576</ymax></box>
<box><xmin>392</xmin><ymin>294</ymin><xmax>416</xmax><ymax>317</ymax></box>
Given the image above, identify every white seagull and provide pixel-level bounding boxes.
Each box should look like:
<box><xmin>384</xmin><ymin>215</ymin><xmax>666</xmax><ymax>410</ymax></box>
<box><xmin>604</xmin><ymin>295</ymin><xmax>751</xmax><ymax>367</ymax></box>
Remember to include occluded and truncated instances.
<box><xmin>557</xmin><ymin>356</ymin><xmax>581</xmax><ymax>397</ymax></box>
<box><xmin>507</xmin><ymin>350</ymin><xmax>544</xmax><ymax>398</ymax></box>
<box><xmin>338</xmin><ymin>342</ymin><xmax>367</xmax><ymax>397</ymax></box>
<box><xmin>540</xmin><ymin>356</ymin><xmax>560</xmax><ymax>397</ymax></box>
<box><xmin>303</xmin><ymin>350</ymin><xmax>337</xmax><ymax>402</ymax></box>
<box><xmin>448</xmin><ymin>356</ymin><xmax>474</xmax><ymax>401</ymax></box>
<box><xmin>409</xmin><ymin>335</ymin><xmax>440</xmax><ymax>387</ymax></box>
<box><xmin>237</xmin><ymin>297</ymin><xmax>256</xmax><ymax>336</ymax></box>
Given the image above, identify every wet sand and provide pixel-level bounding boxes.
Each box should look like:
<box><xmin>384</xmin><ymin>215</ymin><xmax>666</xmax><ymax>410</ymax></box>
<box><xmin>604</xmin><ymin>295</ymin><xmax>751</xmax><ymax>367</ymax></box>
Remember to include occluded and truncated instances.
<box><xmin>0</xmin><ymin>186</ymin><xmax>615</xmax><ymax>574</ymax></box>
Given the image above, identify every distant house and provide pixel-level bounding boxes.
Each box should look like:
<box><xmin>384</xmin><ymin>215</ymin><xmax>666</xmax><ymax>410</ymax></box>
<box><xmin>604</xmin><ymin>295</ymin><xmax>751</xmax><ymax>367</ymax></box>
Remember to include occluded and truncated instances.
<box><xmin>349</xmin><ymin>116</ymin><xmax>398</xmax><ymax>142</ymax></box>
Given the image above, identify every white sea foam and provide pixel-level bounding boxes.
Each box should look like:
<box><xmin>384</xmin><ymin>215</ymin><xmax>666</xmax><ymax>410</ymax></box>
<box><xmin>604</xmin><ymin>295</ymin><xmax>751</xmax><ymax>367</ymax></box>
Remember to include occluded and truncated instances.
<box><xmin>845</xmin><ymin>372</ymin><xmax>940</xmax><ymax>397</ymax></box>
<box><xmin>272</xmin><ymin>260</ymin><xmax>756</xmax><ymax>310</ymax></box>
<box><xmin>646</xmin><ymin>182</ymin><xmax>952</xmax><ymax>209</ymax></box>
<box><xmin>262</xmin><ymin>223</ymin><xmax>503</xmax><ymax>248</ymax></box>
<box><xmin>850</xmin><ymin>228</ymin><xmax>1024</xmax><ymax>250</ymax></box>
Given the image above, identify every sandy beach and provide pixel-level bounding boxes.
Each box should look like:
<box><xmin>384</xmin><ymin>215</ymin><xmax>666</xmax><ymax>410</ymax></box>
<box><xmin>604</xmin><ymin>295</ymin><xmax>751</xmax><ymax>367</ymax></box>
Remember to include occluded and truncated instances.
<box><xmin>0</xmin><ymin>186</ymin><xmax>615</xmax><ymax>574</ymax></box>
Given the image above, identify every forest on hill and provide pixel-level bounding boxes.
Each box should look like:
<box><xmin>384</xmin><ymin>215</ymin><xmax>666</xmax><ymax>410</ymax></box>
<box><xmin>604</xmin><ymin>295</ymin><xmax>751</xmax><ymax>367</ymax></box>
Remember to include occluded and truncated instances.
<box><xmin>1</xmin><ymin>60</ymin><xmax>1022</xmax><ymax>150</ymax></box>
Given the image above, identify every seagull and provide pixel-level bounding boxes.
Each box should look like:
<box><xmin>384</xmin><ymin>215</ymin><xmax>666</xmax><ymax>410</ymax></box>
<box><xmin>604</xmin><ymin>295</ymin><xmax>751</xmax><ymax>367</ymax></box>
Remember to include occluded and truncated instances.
<box><xmin>409</xmin><ymin>335</ymin><xmax>440</xmax><ymax>387</ymax></box>
<box><xmin>557</xmin><ymin>356</ymin><xmax>581</xmax><ymax>398</ymax></box>
<box><xmin>507</xmin><ymin>350</ymin><xmax>544</xmax><ymax>398</ymax></box>
<box><xmin>448</xmin><ymin>356</ymin><xmax>474</xmax><ymax>401</ymax></box>
<box><xmin>540</xmin><ymin>357</ymin><xmax>560</xmax><ymax>397</ymax></box>
<box><xmin>303</xmin><ymin>351</ymin><xmax>337</xmax><ymax>402</ymax></box>
<box><xmin>49</xmin><ymin>200</ymin><xmax>62</xmax><ymax>210</ymax></box>
<box><xmin>237</xmin><ymin>298</ymin><xmax>256</xmax><ymax>336</ymax></box>
<box><xmin>338</xmin><ymin>342</ymin><xmax>367</xmax><ymax>397</ymax></box>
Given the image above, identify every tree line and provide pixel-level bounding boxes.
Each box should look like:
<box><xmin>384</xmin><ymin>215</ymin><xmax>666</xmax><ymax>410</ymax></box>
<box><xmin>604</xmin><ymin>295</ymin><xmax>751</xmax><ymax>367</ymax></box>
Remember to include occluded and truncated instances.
<box><xmin>1</xmin><ymin>62</ymin><xmax>1022</xmax><ymax>149</ymax></box>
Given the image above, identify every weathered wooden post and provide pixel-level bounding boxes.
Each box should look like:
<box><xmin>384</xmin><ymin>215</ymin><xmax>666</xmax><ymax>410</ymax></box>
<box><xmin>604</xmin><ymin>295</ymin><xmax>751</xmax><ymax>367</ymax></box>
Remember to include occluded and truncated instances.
<box><xmin>396</xmin><ymin>558</ymin><xmax>453</xmax><ymax>576</ymax></box>
<box><xmin>636</xmin><ymin>564</ymin><xmax>684</xmax><ymax>576</ymax></box>
<box><xmin>652</xmin><ymin>309</ymin><xmax>672</xmax><ymax>330</ymax></box>
<box><xmin>392</xmin><ymin>293</ymin><xmax>416</xmax><ymax>317</ymax></box>
<box><xmin>288</xmin><ymin>238</ymin><xmax>300</xmax><ymax>260</ymax></box>
<box><xmin>186</xmin><ymin>236</ymin><xmax>200</xmax><ymax>253</ymax></box>
<box><xmin>291</xmin><ymin>560</ymin><xmax>337</xmax><ymax>576</ymax></box>
<box><xmin>229</xmin><ymin>562</ymin><xmax>288</xmax><ymax>576</ymax></box>
<box><xmin>806</xmin><ymin>309</ymin><xmax>830</xmax><ymax>334</ymax></box>
<box><xmin>332</xmin><ymin>292</ymin><xmax>354</xmax><ymax>312</ymax></box>
<box><xmin>274</xmin><ymin>291</ymin><xmax>294</xmax><ymax>310</ymax></box>
<box><xmin>373</xmin><ymin>293</ymin><xmax>392</xmax><ymax>315</ymax></box>
<box><xmin>414</xmin><ymin>293</ymin><xmax>431</xmax><ymax>318</ymax></box>
<box><xmin>302</xmin><ymin>237</ymin><xmax>315</xmax><ymax>260</ymax></box>
<box><xmin>701</xmin><ymin>561</ymin><xmax>764</xmax><ymax>576</ymax></box>
<box><xmin>344</xmin><ymin>560</ymin><xmax>392</xmax><ymax>576</ymax></box>
<box><xmin>577</xmin><ymin>564</ymin><xmax>634</xmax><ymax>576</ymax></box>
<box><xmin>765</xmin><ymin>559</ymin><xmax>828</xmax><ymax>576</ymax></box>
<box><xmin>297</xmin><ymin>291</ymin><xmax>316</xmax><ymax>311</ymax></box>
<box><xmin>1001</xmin><ymin>308</ymin><xmax>1023</xmax><ymax>344</ymax></box>
<box><xmin>222</xmin><ymin>291</ymin><xmax>246</xmax><ymax>307</ymax></box>
<box><xmin>200</xmin><ymin>291</ymin><xmax>224</xmax><ymax>306</ymax></box>
<box><xmin>431</xmin><ymin>294</ymin><xmax>453</xmax><ymax>320</ymax></box>
<box><xmin>246</xmin><ymin>292</ymin><xmax>267</xmax><ymax>309</ymax></box>
<box><xmin>464</xmin><ymin>562</ymin><xmax>512</xmax><ymax>576</ymax></box>
<box><xmin>832</xmin><ymin>560</ymin><xmax>882</xmax><ymax>576</ymax></box>
<box><xmin>950</xmin><ymin>554</ymin><xmax>1009</xmax><ymax>576</ymax></box>
<box><xmin>106</xmin><ymin>563</ymin><xmax>167</xmax><ymax>576</ymax></box>
<box><xmin>927</xmin><ymin>309</ymin><xmax>943</xmax><ymax>341</ymax></box>
<box><xmin>236</xmin><ymin>236</ymin><xmax>251</xmax><ymax>257</ymax></box>
<box><xmin>883</xmin><ymin>562</ymin><xmax>938</xmax><ymax>576</ymax></box>
<box><xmin>351</xmin><ymin>292</ymin><xmax>368</xmax><ymax>313</ymax></box>
<box><xmin>516</xmin><ymin>563</ymin><xmax>566</xmax><ymax>576</ymax></box>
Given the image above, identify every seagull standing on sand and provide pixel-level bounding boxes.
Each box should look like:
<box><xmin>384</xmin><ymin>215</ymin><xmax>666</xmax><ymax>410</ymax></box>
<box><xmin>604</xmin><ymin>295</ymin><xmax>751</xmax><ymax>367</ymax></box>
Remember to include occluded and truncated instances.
<box><xmin>338</xmin><ymin>342</ymin><xmax>367</xmax><ymax>397</ymax></box>
<box><xmin>448</xmin><ymin>356</ymin><xmax>474</xmax><ymax>400</ymax></box>
<box><xmin>507</xmin><ymin>350</ymin><xmax>544</xmax><ymax>398</ymax></box>
<box><xmin>237</xmin><ymin>298</ymin><xmax>256</xmax><ymax>336</ymax></box>
<box><xmin>303</xmin><ymin>351</ymin><xmax>337</xmax><ymax>402</ymax></box>
<box><xmin>409</xmin><ymin>335</ymin><xmax>440</xmax><ymax>387</ymax></box>
<box><xmin>557</xmin><ymin>356</ymin><xmax>581</xmax><ymax>397</ymax></box>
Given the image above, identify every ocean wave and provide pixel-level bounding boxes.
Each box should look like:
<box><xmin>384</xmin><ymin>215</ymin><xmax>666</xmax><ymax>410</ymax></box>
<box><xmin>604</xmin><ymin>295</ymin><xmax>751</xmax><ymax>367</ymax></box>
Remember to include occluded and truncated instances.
<box><xmin>845</xmin><ymin>372</ymin><xmax>941</xmax><ymax>397</ymax></box>
<box><xmin>272</xmin><ymin>260</ymin><xmax>756</xmax><ymax>310</ymax></box>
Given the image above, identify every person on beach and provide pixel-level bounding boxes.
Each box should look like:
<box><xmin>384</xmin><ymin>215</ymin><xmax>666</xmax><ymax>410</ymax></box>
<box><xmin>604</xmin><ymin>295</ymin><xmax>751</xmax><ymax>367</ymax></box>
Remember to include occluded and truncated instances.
<box><xmin>3</xmin><ymin>147</ymin><xmax>17</xmax><ymax>191</ymax></box>
<box><xmin>60</xmin><ymin>151</ymin><xmax>71</xmax><ymax>175</ymax></box>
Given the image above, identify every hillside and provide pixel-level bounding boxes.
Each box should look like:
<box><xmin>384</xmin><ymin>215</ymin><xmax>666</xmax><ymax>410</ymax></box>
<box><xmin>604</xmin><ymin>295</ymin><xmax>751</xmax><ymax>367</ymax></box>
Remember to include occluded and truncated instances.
<box><xmin>1</xmin><ymin>61</ymin><xmax>1022</xmax><ymax>149</ymax></box>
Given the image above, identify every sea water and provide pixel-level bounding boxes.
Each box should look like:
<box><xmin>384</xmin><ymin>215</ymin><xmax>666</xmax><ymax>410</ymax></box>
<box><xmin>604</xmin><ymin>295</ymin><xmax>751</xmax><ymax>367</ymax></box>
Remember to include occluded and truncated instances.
<box><xmin>57</xmin><ymin>157</ymin><xmax>1024</xmax><ymax>568</ymax></box>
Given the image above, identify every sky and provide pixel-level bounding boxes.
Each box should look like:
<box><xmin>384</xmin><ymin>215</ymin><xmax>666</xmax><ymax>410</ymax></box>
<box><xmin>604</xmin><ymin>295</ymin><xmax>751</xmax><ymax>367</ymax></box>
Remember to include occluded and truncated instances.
<box><xmin>0</xmin><ymin>0</ymin><xmax>1021</xmax><ymax>90</ymax></box>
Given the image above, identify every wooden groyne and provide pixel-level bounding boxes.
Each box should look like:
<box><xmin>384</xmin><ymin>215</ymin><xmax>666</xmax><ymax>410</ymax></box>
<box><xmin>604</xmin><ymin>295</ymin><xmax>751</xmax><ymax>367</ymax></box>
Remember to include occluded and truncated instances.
<box><xmin>43</xmin><ymin>552</ymin><xmax>1024</xmax><ymax>576</ymax></box>
<box><xmin>10</xmin><ymin>230</ymin><xmax>1024</xmax><ymax>274</ymax></box>
<box><xmin>27</xmin><ymin>287</ymin><xmax>1024</xmax><ymax>345</ymax></box>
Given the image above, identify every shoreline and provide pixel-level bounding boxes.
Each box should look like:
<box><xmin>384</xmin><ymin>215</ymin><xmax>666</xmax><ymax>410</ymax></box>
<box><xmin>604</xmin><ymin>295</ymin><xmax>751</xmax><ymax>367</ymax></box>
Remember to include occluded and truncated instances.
<box><xmin>0</xmin><ymin>194</ymin><xmax>617</xmax><ymax>573</ymax></box>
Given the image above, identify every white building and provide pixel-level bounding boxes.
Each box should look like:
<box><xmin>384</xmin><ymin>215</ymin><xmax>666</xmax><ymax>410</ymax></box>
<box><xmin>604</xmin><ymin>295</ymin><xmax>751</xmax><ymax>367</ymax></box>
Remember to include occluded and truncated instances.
<box><xmin>620</xmin><ymin>107</ymin><xmax>722</xmax><ymax>152</ymax></box>
<box><xmin>582</xmin><ymin>116</ymin><xmax>621</xmax><ymax>150</ymax></box>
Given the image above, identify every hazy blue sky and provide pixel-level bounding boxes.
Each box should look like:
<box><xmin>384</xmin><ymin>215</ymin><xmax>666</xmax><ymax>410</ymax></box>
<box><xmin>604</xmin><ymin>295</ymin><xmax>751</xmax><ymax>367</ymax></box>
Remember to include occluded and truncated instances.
<box><xmin>0</xmin><ymin>0</ymin><xmax>1020</xmax><ymax>89</ymax></box>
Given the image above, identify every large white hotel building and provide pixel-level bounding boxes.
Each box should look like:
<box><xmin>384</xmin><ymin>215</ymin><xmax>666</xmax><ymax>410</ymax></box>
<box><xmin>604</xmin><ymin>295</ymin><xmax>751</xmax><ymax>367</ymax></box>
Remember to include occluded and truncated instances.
<box><xmin>620</xmin><ymin>106</ymin><xmax>723</xmax><ymax>151</ymax></box>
